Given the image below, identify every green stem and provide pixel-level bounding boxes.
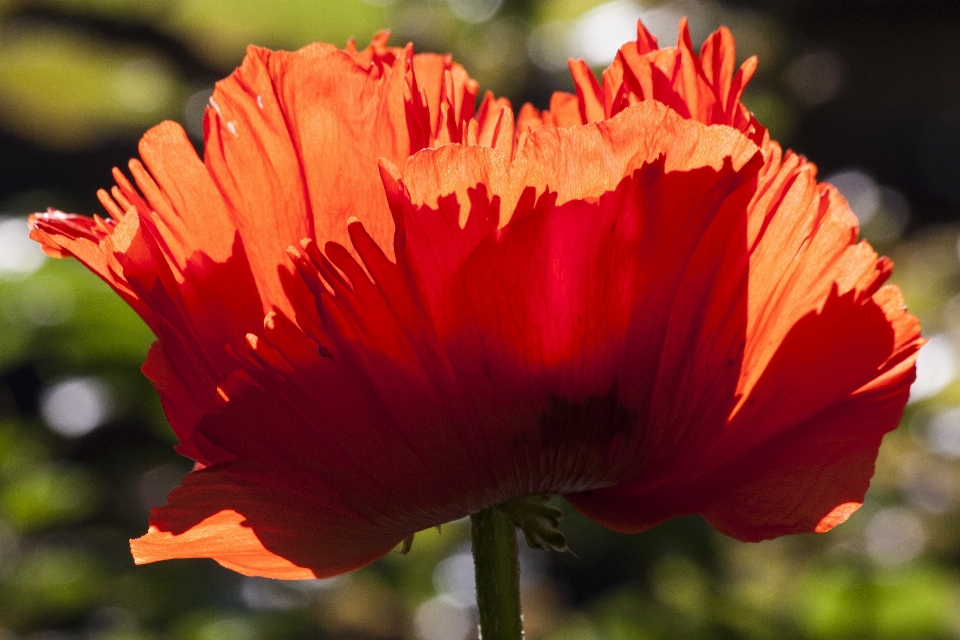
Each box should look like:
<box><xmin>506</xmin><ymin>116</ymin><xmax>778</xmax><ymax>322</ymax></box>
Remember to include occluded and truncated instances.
<box><xmin>470</xmin><ymin>505</ymin><xmax>523</xmax><ymax>640</ymax></box>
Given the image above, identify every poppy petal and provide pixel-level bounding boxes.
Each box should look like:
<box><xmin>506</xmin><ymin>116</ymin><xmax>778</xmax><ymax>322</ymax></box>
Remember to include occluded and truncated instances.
<box><xmin>139</xmin><ymin>104</ymin><xmax>767</xmax><ymax>577</ymax></box>
<box><xmin>701</xmin><ymin>305</ymin><xmax>918</xmax><ymax>540</ymax></box>
<box><xmin>562</xmin><ymin>64</ymin><xmax>921</xmax><ymax>537</ymax></box>
<box><xmin>28</xmin><ymin>36</ymin><xmax>488</xmax><ymax>463</ymax></box>
<box><xmin>130</xmin><ymin>463</ymin><xmax>404</xmax><ymax>579</ymax></box>
<box><xmin>287</xmin><ymin>102</ymin><xmax>764</xmax><ymax>505</ymax></box>
<box><xmin>549</xmin><ymin>19</ymin><xmax>765</xmax><ymax>143</ymax></box>
<box><xmin>568</xmin><ymin>281</ymin><xmax>920</xmax><ymax>537</ymax></box>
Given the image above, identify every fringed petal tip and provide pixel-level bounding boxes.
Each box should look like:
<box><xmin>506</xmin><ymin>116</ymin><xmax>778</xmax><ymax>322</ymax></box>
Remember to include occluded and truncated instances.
<box><xmin>29</xmin><ymin>208</ymin><xmax>74</xmax><ymax>224</ymax></box>
<box><xmin>28</xmin><ymin>209</ymin><xmax>90</xmax><ymax>258</ymax></box>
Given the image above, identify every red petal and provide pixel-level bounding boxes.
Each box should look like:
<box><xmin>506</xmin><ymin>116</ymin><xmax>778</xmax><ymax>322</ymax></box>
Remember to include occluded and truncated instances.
<box><xmin>701</xmin><ymin>332</ymin><xmax>916</xmax><ymax>539</ymax></box>
<box><xmin>698</xmin><ymin>26</ymin><xmax>736</xmax><ymax>107</ymax></box>
<box><xmin>29</xmin><ymin>36</ymin><xmax>490</xmax><ymax>465</ymax></box>
<box><xmin>398</xmin><ymin>100</ymin><xmax>759</xmax><ymax>232</ymax></box>
<box><xmin>131</xmin><ymin>463</ymin><xmax>403</xmax><ymax>579</ymax></box>
<box><xmin>568</xmin><ymin>287</ymin><xmax>918</xmax><ymax>538</ymax></box>
<box><xmin>598</xmin><ymin>19</ymin><xmax>766</xmax><ymax>143</ymax></box>
<box><xmin>205</xmin><ymin>41</ymin><xmax>483</xmax><ymax>273</ymax></box>
<box><xmin>569</xmin><ymin>59</ymin><xmax>604</xmax><ymax>124</ymax></box>
<box><xmin>566</xmin><ymin>161</ymin><xmax>922</xmax><ymax>538</ymax></box>
<box><xmin>301</xmin><ymin>102</ymin><xmax>764</xmax><ymax>498</ymax></box>
<box><xmin>139</xmin><ymin>103</ymin><xmax>762</xmax><ymax>577</ymax></box>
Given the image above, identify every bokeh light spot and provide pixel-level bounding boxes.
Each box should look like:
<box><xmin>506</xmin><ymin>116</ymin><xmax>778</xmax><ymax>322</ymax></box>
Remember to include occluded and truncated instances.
<box><xmin>414</xmin><ymin>596</ymin><xmax>473</xmax><ymax>640</ymax></box>
<box><xmin>909</xmin><ymin>334</ymin><xmax>955</xmax><ymax>402</ymax></box>
<box><xmin>0</xmin><ymin>216</ymin><xmax>46</xmax><ymax>278</ymax></box>
<box><xmin>926</xmin><ymin>406</ymin><xmax>960</xmax><ymax>458</ymax></box>
<box><xmin>40</xmin><ymin>377</ymin><xmax>114</xmax><ymax>438</ymax></box>
<box><xmin>447</xmin><ymin>0</ymin><xmax>503</xmax><ymax>24</ymax></box>
<box><xmin>433</xmin><ymin>551</ymin><xmax>476</xmax><ymax>608</ymax></box>
<box><xmin>572</xmin><ymin>1</ymin><xmax>647</xmax><ymax>66</ymax></box>
<box><xmin>864</xmin><ymin>507</ymin><xmax>926</xmax><ymax>565</ymax></box>
<box><xmin>785</xmin><ymin>50</ymin><xmax>845</xmax><ymax>106</ymax></box>
<box><xmin>825</xmin><ymin>169</ymin><xmax>880</xmax><ymax>225</ymax></box>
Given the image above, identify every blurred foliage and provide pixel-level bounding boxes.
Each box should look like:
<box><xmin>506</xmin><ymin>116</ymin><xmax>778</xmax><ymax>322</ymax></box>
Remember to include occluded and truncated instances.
<box><xmin>1</xmin><ymin>0</ymin><xmax>960</xmax><ymax>639</ymax></box>
<box><xmin>0</xmin><ymin>24</ymin><xmax>181</xmax><ymax>149</ymax></box>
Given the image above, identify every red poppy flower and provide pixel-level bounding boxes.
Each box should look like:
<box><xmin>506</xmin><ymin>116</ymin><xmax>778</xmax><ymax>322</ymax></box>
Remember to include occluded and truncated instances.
<box><xmin>30</xmin><ymin>22</ymin><xmax>922</xmax><ymax>579</ymax></box>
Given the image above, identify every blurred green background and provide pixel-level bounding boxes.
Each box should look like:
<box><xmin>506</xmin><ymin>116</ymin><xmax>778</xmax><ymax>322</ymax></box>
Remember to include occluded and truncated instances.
<box><xmin>0</xmin><ymin>0</ymin><xmax>959</xmax><ymax>638</ymax></box>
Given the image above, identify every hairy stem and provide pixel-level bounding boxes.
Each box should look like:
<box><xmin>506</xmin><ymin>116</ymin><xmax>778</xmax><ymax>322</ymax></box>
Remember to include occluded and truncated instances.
<box><xmin>470</xmin><ymin>506</ymin><xmax>523</xmax><ymax>640</ymax></box>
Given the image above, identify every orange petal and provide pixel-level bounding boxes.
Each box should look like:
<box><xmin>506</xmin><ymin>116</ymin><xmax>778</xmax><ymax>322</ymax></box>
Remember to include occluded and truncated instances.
<box><xmin>601</xmin><ymin>19</ymin><xmax>765</xmax><ymax>143</ymax></box>
<box><xmin>131</xmin><ymin>462</ymin><xmax>404</xmax><ymax>579</ymax></box>
<box><xmin>132</xmin><ymin>510</ymin><xmax>318</xmax><ymax>579</ymax></box>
